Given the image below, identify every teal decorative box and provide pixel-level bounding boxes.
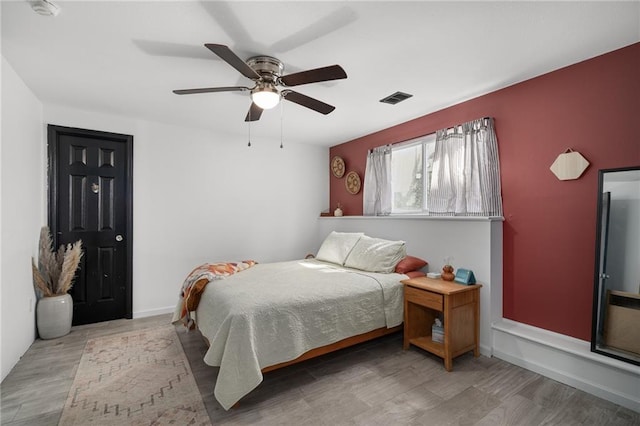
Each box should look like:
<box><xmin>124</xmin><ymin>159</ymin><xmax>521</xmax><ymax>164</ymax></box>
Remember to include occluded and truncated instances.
<box><xmin>454</xmin><ymin>268</ymin><xmax>476</xmax><ymax>285</ymax></box>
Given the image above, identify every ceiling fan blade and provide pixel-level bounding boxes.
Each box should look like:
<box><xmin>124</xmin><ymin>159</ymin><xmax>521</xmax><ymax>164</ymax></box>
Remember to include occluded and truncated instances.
<box><xmin>245</xmin><ymin>103</ymin><xmax>264</xmax><ymax>122</ymax></box>
<box><xmin>283</xmin><ymin>91</ymin><xmax>336</xmax><ymax>115</ymax></box>
<box><xmin>173</xmin><ymin>86</ymin><xmax>250</xmax><ymax>95</ymax></box>
<box><xmin>205</xmin><ymin>44</ymin><xmax>260</xmax><ymax>80</ymax></box>
<box><xmin>200</xmin><ymin>2</ymin><xmax>255</xmax><ymax>50</ymax></box>
<box><xmin>280</xmin><ymin>65</ymin><xmax>347</xmax><ymax>87</ymax></box>
<box><xmin>270</xmin><ymin>6</ymin><xmax>357</xmax><ymax>54</ymax></box>
<box><xmin>132</xmin><ymin>40</ymin><xmax>212</xmax><ymax>60</ymax></box>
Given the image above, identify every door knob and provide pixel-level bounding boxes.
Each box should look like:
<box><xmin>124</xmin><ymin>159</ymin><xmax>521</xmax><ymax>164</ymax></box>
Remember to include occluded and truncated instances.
<box><xmin>115</xmin><ymin>235</ymin><xmax>123</xmax><ymax>242</ymax></box>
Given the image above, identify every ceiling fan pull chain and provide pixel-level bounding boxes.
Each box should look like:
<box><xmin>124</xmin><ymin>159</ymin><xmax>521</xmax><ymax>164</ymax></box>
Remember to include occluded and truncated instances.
<box><xmin>247</xmin><ymin>110</ymin><xmax>252</xmax><ymax>147</ymax></box>
<box><xmin>280</xmin><ymin>100</ymin><xmax>284</xmax><ymax>149</ymax></box>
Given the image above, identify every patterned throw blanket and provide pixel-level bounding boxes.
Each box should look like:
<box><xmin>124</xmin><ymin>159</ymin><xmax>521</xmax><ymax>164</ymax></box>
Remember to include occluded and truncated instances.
<box><xmin>177</xmin><ymin>260</ymin><xmax>257</xmax><ymax>330</ymax></box>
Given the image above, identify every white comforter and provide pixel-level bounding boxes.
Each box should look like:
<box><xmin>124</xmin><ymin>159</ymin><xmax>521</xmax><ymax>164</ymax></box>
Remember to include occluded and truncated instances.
<box><xmin>172</xmin><ymin>259</ymin><xmax>405</xmax><ymax>410</ymax></box>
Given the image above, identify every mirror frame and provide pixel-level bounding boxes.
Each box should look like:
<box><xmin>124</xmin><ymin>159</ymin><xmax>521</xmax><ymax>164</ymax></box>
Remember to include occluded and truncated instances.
<box><xmin>591</xmin><ymin>166</ymin><xmax>640</xmax><ymax>365</ymax></box>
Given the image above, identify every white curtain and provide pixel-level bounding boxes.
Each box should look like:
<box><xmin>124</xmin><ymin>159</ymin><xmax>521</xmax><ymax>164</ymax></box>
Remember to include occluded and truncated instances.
<box><xmin>428</xmin><ymin>117</ymin><xmax>502</xmax><ymax>216</ymax></box>
<box><xmin>363</xmin><ymin>145</ymin><xmax>392</xmax><ymax>216</ymax></box>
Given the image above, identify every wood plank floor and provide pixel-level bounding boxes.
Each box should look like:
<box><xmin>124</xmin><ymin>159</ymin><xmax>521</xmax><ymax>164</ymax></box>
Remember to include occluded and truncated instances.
<box><xmin>1</xmin><ymin>314</ymin><xmax>638</xmax><ymax>425</ymax></box>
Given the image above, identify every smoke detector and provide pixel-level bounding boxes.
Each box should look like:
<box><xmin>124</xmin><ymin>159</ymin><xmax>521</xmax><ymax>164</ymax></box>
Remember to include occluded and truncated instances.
<box><xmin>30</xmin><ymin>0</ymin><xmax>61</xmax><ymax>16</ymax></box>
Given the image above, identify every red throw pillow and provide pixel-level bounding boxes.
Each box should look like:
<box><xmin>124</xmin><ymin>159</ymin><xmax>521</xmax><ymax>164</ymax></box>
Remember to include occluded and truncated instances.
<box><xmin>395</xmin><ymin>255</ymin><xmax>428</xmax><ymax>274</ymax></box>
<box><xmin>405</xmin><ymin>270</ymin><xmax>426</xmax><ymax>278</ymax></box>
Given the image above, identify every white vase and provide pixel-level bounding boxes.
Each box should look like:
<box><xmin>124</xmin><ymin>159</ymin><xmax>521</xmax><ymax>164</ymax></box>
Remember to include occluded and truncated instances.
<box><xmin>36</xmin><ymin>294</ymin><xmax>73</xmax><ymax>339</ymax></box>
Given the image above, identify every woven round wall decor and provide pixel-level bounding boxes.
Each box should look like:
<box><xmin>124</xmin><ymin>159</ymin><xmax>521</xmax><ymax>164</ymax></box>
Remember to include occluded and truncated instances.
<box><xmin>331</xmin><ymin>156</ymin><xmax>345</xmax><ymax>178</ymax></box>
<box><xmin>345</xmin><ymin>171</ymin><xmax>361</xmax><ymax>195</ymax></box>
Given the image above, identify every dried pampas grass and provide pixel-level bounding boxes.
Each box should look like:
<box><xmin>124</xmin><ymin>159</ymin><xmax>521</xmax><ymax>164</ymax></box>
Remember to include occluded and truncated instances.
<box><xmin>32</xmin><ymin>259</ymin><xmax>51</xmax><ymax>296</ymax></box>
<box><xmin>58</xmin><ymin>241</ymin><xmax>83</xmax><ymax>294</ymax></box>
<box><xmin>32</xmin><ymin>226</ymin><xmax>83</xmax><ymax>297</ymax></box>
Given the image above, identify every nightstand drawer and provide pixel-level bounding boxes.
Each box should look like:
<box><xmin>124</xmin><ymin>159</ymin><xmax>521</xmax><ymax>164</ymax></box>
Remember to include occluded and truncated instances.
<box><xmin>405</xmin><ymin>286</ymin><xmax>443</xmax><ymax>311</ymax></box>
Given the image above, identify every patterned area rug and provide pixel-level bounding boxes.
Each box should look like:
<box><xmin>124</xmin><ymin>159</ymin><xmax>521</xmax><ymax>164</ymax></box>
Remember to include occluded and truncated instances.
<box><xmin>59</xmin><ymin>325</ymin><xmax>211</xmax><ymax>425</ymax></box>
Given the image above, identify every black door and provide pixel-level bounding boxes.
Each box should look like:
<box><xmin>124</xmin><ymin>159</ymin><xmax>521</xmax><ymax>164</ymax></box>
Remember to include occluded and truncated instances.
<box><xmin>48</xmin><ymin>125</ymin><xmax>133</xmax><ymax>325</ymax></box>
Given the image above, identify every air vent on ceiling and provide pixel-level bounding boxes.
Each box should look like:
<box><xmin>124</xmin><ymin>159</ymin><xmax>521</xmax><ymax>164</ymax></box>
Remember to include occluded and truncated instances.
<box><xmin>379</xmin><ymin>91</ymin><xmax>413</xmax><ymax>105</ymax></box>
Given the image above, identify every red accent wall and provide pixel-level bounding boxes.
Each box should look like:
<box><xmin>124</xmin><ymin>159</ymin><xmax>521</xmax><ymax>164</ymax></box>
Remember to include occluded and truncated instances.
<box><xmin>329</xmin><ymin>42</ymin><xmax>640</xmax><ymax>341</ymax></box>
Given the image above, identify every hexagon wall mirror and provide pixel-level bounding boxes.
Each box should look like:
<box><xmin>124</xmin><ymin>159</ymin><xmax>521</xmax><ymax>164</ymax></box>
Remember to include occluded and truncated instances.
<box><xmin>550</xmin><ymin>149</ymin><xmax>590</xmax><ymax>180</ymax></box>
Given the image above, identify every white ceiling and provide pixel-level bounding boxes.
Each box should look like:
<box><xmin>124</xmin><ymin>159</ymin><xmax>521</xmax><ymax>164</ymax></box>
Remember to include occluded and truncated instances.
<box><xmin>2</xmin><ymin>1</ymin><xmax>639</xmax><ymax>147</ymax></box>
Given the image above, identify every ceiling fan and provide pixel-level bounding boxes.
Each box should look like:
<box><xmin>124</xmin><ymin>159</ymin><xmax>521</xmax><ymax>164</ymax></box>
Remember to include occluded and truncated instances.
<box><xmin>173</xmin><ymin>44</ymin><xmax>347</xmax><ymax>122</ymax></box>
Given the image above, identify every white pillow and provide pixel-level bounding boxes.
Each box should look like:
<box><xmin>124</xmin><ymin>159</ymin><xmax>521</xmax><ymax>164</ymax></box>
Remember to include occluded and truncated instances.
<box><xmin>344</xmin><ymin>236</ymin><xmax>406</xmax><ymax>273</ymax></box>
<box><xmin>316</xmin><ymin>231</ymin><xmax>364</xmax><ymax>265</ymax></box>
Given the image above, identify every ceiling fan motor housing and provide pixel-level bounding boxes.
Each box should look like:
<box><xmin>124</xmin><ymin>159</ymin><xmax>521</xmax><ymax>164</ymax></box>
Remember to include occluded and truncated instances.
<box><xmin>247</xmin><ymin>56</ymin><xmax>284</xmax><ymax>82</ymax></box>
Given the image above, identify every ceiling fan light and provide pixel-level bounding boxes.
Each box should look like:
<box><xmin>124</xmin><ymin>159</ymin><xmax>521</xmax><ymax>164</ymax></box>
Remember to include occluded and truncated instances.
<box><xmin>251</xmin><ymin>87</ymin><xmax>280</xmax><ymax>110</ymax></box>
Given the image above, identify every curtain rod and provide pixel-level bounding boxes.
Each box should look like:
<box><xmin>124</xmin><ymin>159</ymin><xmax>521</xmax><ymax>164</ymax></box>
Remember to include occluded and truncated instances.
<box><xmin>367</xmin><ymin>117</ymin><xmax>493</xmax><ymax>153</ymax></box>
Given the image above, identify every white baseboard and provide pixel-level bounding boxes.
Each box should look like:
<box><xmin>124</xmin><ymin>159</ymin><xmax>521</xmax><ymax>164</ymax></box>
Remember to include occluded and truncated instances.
<box><xmin>480</xmin><ymin>343</ymin><xmax>492</xmax><ymax>358</ymax></box>
<box><xmin>132</xmin><ymin>306</ymin><xmax>174</xmax><ymax>319</ymax></box>
<box><xmin>492</xmin><ymin>318</ymin><xmax>640</xmax><ymax>413</ymax></box>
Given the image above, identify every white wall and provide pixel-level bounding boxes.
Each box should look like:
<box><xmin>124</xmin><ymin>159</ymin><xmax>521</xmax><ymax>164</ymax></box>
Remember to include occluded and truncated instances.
<box><xmin>43</xmin><ymin>105</ymin><xmax>329</xmax><ymax>318</ymax></box>
<box><xmin>1</xmin><ymin>56</ymin><xmax>45</xmax><ymax>381</ymax></box>
<box><xmin>317</xmin><ymin>216</ymin><xmax>503</xmax><ymax>356</ymax></box>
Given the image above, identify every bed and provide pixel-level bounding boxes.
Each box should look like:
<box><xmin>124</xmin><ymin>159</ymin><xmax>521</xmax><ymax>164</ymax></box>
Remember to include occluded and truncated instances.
<box><xmin>172</xmin><ymin>232</ymin><xmax>428</xmax><ymax>410</ymax></box>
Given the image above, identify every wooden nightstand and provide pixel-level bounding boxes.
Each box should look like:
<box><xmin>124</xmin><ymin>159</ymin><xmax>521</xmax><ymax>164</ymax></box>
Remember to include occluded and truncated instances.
<box><xmin>402</xmin><ymin>276</ymin><xmax>481</xmax><ymax>371</ymax></box>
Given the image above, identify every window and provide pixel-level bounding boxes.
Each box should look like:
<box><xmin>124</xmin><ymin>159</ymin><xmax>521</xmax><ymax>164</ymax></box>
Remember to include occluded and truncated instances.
<box><xmin>391</xmin><ymin>133</ymin><xmax>436</xmax><ymax>214</ymax></box>
<box><xmin>365</xmin><ymin>118</ymin><xmax>501</xmax><ymax>217</ymax></box>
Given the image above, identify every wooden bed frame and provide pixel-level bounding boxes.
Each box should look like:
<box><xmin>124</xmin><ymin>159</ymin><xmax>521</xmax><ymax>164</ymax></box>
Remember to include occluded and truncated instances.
<box><xmin>261</xmin><ymin>324</ymin><xmax>402</xmax><ymax>373</ymax></box>
<box><xmin>200</xmin><ymin>324</ymin><xmax>402</xmax><ymax>373</ymax></box>
<box><xmin>201</xmin><ymin>324</ymin><xmax>402</xmax><ymax>408</ymax></box>
<box><xmin>199</xmin><ymin>324</ymin><xmax>402</xmax><ymax>408</ymax></box>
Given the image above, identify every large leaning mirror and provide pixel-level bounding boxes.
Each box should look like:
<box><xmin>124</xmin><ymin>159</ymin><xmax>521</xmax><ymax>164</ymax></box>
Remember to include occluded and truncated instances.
<box><xmin>592</xmin><ymin>166</ymin><xmax>640</xmax><ymax>365</ymax></box>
